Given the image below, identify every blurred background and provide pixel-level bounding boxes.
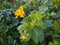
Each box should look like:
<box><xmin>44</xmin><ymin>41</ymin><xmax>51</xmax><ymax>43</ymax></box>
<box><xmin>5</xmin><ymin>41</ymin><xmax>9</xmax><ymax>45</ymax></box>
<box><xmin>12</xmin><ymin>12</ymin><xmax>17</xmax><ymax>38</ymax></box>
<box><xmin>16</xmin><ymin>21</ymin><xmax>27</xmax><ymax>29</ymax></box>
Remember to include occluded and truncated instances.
<box><xmin>0</xmin><ymin>0</ymin><xmax>60</xmax><ymax>45</ymax></box>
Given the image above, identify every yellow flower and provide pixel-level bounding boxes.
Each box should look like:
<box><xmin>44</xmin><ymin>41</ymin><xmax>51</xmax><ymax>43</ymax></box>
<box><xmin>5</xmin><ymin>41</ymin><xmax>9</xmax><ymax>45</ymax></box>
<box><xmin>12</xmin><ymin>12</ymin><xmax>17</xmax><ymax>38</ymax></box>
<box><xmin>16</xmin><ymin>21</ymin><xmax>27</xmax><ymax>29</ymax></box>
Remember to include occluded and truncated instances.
<box><xmin>14</xmin><ymin>6</ymin><xmax>25</xmax><ymax>18</ymax></box>
<box><xmin>21</xmin><ymin>35</ymin><xmax>27</xmax><ymax>40</ymax></box>
<box><xmin>19</xmin><ymin>6</ymin><xmax>23</xmax><ymax>9</ymax></box>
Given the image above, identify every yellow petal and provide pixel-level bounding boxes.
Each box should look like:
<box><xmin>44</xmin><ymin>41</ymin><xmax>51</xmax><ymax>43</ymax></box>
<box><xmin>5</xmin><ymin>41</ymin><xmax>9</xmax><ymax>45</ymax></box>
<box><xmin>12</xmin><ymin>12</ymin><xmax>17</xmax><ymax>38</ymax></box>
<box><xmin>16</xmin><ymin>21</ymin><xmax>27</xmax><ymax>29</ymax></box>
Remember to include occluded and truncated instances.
<box><xmin>20</xmin><ymin>15</ymin><xmax>24</xmax><ymax>18</ymax></box>
<box><xmin>14</xmin><ymin>6</ymin><xmax>25</xmax><ymax>18</ymax></box>
<box><xmin>21</xmin><ymin>35</ymin><xmax>27</xmax><ymax>40</ymax></box>
<box><xmin>16</xmin><ymin>15</ymin><xmax>18</xmax><ymax>19</ymax></box>
<box><xmin>20</xmin><ymin>6</ymin><xmax>23</xmax><ymax>9</ymax></box>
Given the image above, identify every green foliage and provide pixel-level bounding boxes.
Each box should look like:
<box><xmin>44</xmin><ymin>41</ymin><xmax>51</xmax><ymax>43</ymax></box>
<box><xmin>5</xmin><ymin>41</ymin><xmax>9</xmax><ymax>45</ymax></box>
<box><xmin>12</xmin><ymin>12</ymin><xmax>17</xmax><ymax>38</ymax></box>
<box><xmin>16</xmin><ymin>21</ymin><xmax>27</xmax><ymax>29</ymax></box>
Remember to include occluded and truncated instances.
<box><xmin>0</xmin><ymin>0</ymin><xmax>60</xmax><ymax>45</ymax></box>
<box><xmin>18</xmin><ymin>11</ymin><xmax>46</xmax><ymax>44</ymax></box>
<box><xmin>18</xmin><ymin>0</ymin><xmax>60</xmax><ymax>45</ymax></box>
<box><xmin>0</xmin><ymin>9</ymin><xmax>23</xmax><ymax>45</ymax></box>
<box><xmin>49</xmin><ymin>40</ymin><xmax>59</xmax><ymax>45</ymax></box>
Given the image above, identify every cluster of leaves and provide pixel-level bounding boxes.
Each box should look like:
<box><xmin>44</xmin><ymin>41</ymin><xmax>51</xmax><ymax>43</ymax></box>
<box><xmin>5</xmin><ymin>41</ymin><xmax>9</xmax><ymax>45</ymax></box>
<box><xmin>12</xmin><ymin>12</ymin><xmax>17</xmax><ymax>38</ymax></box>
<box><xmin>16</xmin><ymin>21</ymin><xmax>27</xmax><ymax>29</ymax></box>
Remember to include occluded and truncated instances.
<box><xmin>18</xmin><ymin>0</ymin><xmax>60</xmax><ymax>45</ymax></box>
<box><xmin>0</xmin><ymin>9</ymin><xmax>23</xmax><ymax>45</ymax></box>
<box><xmin>0</xmin><ymin>0</ymin><xmax>60</xmax><ymax>45</ymax></box>
<box><xmin>18</xmin><ymin>11</ymin><xmax>46</xmax><ymax>44</ymax></box>
<box><xmin>0</xmin><ymin>0</ymin><xmax>12</xmax><ymax>10</ymax></box>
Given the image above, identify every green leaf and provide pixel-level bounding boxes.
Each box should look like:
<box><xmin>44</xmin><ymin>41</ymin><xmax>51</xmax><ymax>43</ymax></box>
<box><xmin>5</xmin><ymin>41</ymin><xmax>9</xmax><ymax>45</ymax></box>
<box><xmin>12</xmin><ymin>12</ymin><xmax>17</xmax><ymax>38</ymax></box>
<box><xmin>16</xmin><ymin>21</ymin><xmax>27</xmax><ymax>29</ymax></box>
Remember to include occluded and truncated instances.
<box><xmin>32</xmin><ymin>30</ymin><xmax>40</xmax><ymax>44</ymax></box>
<box><xmin>39</xmin><ymin>6</ymin><xmax>48</xmax><ymax>14</ymax></box>
<box><xmin>54</xmin><ymin>20</ymin><xmax>59</xmax><ymax>31</ymax></box>
<box><xmin>31</xmin><ymin>0</ymin><xmax>36</xmax><ymax>3</ymax></box>
<box><xmin>32</xmin><ymin>27</ymin><xmax>44</xmax><ymax>43</ymax></box>
<box><xmin>43</xmin><ymin>19</ymin><xmax>53</xmax><ymax>27</ymax></box>
<box><xmin>54</xmin><ymin>40</ymin><xmax>59</xmax><ymax>45</ymax></box>
<box><xmin>49</xmin><ymin>42</ymin><xmax>54</xmax><ymax>45</ymax></box>
<box><xmin>25</xmin><ymin>30</ymin><xmax>33</xmax><ymax>42</ymax></box>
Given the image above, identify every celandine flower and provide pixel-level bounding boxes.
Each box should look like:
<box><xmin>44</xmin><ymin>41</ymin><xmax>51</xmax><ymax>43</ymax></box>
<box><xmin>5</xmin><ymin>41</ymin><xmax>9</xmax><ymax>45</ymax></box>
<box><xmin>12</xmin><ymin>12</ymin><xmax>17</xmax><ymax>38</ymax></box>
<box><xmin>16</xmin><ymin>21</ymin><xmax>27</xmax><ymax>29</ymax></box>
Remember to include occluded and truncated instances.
<box><xmin>14</xmin><ymin>6</ymin><xmax>25</xmax><ymax>18</ymax></box>
<box><xmin>21</xmin><ymin>35</ymin><xmax>27</xmax><ymax>40</ymax></box>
